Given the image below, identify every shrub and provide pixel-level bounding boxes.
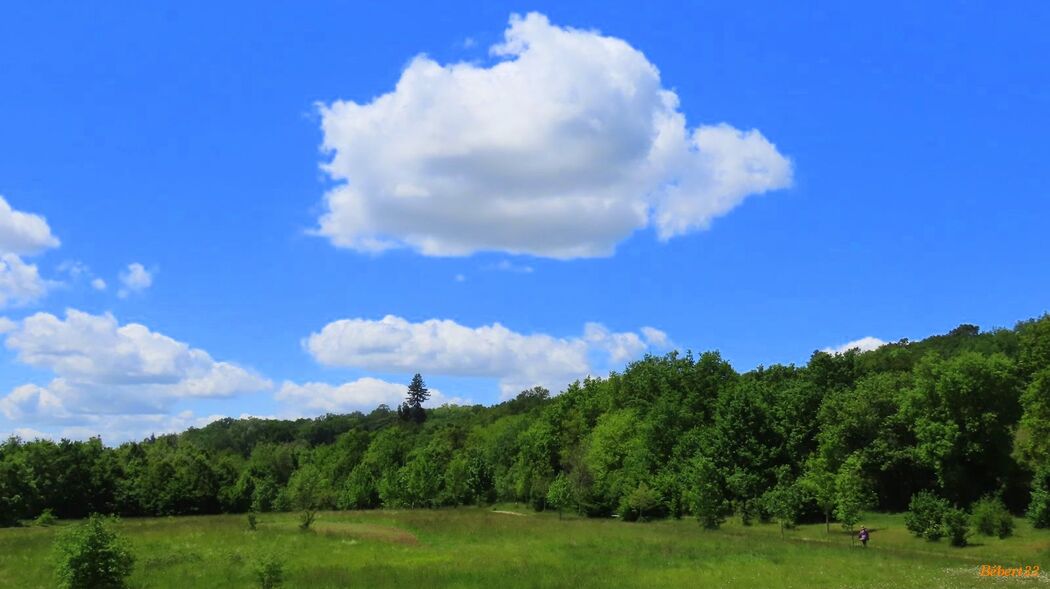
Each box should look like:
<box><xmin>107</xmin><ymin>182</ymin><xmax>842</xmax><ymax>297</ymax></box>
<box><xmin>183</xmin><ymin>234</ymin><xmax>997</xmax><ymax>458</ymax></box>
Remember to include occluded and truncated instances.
<box><xmin>34</xmin><ymin>508</ymin><xmax>58</xmax><ymax>527</ymax></box>
<box><xmin>253</xmin><ymin>553</ymin><xmax>284</xmax><ymax>589</ymax></box>
<box><xmin>54</xmin><ymin>514</ymin><xmax>134</xmax><ymax>589</ymax></box>
<box><xmin>247</xmin><ymin>511</ymin><xmax>257</xmax><ymax>531</ymax></box>
<box><xmin>1028</xmin><ymin>465</ymin><xmax>1050</xmax><ymax>529</ymax></box>
<box><xmin>971</xmin><ymin>496</ymin><xmax>1014</xmax><ymax>538</ymax></box>
<box><xmin>943</xmin><ymin>507</ymin><xmax>971</xmax><ymax>547</ymax></box>
<box><xmin>905</xmin><ymin>491</ymin><xmax>948</xmax><ymax>541</ymax></box>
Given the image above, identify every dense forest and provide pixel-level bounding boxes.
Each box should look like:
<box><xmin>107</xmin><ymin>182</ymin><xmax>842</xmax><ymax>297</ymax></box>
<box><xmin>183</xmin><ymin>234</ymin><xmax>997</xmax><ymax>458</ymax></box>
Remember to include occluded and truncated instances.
<box><xmin>3</xmin><ymin>315</ymin><xmax>1050</xmax><ymax>530</ymax></box>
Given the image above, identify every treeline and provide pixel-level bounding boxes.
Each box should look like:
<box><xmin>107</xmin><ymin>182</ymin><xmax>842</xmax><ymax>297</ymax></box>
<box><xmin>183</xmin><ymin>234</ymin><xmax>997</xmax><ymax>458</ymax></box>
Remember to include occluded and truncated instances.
<box><xmin>3</xmin><ymin>316</ymin><xmax>1050</xmax><ymax>529</ymax></box>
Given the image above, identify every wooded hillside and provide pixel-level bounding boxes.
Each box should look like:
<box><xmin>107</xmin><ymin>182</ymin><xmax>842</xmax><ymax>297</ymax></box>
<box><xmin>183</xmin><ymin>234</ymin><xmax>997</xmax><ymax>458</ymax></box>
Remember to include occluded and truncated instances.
<box><xmin>3</xmin><ymin>315</ymin><xmax>1049</xmax><ymax>529</ymax></box>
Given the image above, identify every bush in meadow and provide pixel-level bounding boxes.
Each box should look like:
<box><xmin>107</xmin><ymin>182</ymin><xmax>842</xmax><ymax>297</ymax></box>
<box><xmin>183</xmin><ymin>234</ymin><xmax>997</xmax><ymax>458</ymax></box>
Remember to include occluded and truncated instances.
<box><xmin>905</xmin><ymin>491</ymin><xmax>949</xmax><ymax>541</ymax></box>
<box><xmin>54</xmin><ymin>514</ymin><xmax>134</xmax><ymax>589</ymax></box>
<box><xmin>943</xmin><ymin>507</ymin><xmax>971</xmax><ymax>547</ymax></box>
<box><xmin>34</xmin><ymin>508</ymin><xmax>57</xmax><ymax>527</ymax></box>
<box><xmin>253</xmin><ymin>553</ymin><xmax>284</xmax><ymax>589</ymax></box>
<box><xmin>971</xmin><ymin>495</ymin><xmax>1014</xmax><ymax>538</ymax></box>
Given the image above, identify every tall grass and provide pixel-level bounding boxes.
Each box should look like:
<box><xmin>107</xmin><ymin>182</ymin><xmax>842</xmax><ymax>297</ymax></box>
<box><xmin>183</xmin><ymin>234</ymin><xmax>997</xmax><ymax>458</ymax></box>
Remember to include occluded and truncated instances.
<box><xmin>0</xmin><ymin>508</ymin><xmax>1045</xmax><ymax>588</ymax></box>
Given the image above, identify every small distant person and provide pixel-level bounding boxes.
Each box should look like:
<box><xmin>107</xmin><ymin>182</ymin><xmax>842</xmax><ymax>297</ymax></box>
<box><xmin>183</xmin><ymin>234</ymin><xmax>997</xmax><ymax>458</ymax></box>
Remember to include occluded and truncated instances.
<box><xmin>859</xmin><ymin>526</ymin><xmax>870</xmax><ymax>547</ymax></box>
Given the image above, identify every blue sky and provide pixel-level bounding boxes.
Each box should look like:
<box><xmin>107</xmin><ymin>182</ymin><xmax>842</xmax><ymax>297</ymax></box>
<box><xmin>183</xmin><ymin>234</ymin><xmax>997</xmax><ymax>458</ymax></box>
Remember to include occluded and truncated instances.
<box><xmin>1</xmin><ymin>1</ymin><xmax>1048</xmax><ymax>442</ymax></box>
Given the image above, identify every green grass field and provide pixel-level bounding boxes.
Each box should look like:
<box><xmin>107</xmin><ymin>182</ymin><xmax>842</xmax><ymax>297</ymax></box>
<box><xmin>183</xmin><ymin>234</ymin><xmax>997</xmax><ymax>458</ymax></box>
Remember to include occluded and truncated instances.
<box><xmin>1</xmin><ymin>507</ymin><xmax>1047</xmax><ymax>588</ymax></box>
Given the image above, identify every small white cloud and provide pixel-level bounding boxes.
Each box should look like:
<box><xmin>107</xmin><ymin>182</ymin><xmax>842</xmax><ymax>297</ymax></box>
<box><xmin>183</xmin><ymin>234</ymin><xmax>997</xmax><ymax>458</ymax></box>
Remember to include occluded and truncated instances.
<box><xmin>640</xmin><ymin>326</ymin><xmax>671</xmax><ymax>349</ymax></box>
<box><xmin>454</xmin><ymin>273</ymin><xmax>466</xmax><ymax>282</ymax></box>
<box><xmin>0</xmin><ymin>316</ymin><xmax>15</xmax><ymax>333</ymax></box>
<box><xmin>56</xmin><ymin>262</ymin><xmax>111</xmax><ymax>294</ymax></box>
<box><xmin>490</xmin><ymin>260</ymin><xmax>534</xmax><ymax>274</ymax></box>
<box><xmin>314</xmin><ymin>13</ymin><xmax>791</xmax><ymax>259</ymax></box>
<box><xmin>0</xmin><ymin>195</ymin><xmax>60</xmax><ymax>256</ymax></box>
<box><xmin>584</xmin><ymin>323</ymin><xmax>672</xmax><ymax>364</ymax></box>
<box><xmin>118</xmin><ymin>263</ymin><xmax>153</xmax><ymax>298</ymax></box>
<box><xmin>0</xmin><ymin>254</ymin><xmax>51</xmax><ymax>309</ymax></box>
<box><xmin>822</xmin><ymin>336</ymin><xmax>887</xmax><ymax>355</ymax></box>
<box><xmin>57</xmin><ymin>260</ymin><xmax>89</xmax><ymax>279</ymax></box>
<box><xmin>304</xmin><ymin>315</ymin><xmax>671</xmax><ymax>398</ymax></box>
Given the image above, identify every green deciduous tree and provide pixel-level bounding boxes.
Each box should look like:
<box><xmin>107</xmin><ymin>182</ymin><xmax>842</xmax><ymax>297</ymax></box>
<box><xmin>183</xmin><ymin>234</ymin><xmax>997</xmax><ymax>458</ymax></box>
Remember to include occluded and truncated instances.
<box><xmin>340</xmin><ymin>466</ymin><xmax>378</xmax><ymax>509</ymax></box>
<box><xmin>687</xmin><ymin>455</ymin><xmax>730</xmax><ymax>529</ymax></box>
<box><xmin>1015</xmin><ymin>369</ymin><xmax>1050</xmax><ymax>469</ymax></box>
<box><xmin>904</xmin><ymin>353</ymin><xmax>1021</xmax><ymax>504</ymax></box>
<box><xmin>704</xmin><ymin>378</ymin><xmax>784</xmax><ymax>525</ymax></box>
<box><xmin>546</xmin><ymin>473</ymin><xmax>575</xmax><ymax>519</ymax></box>
<box><xmin>621</xmin><ymin>482</ymin><xmax>662</xmax><ymax>522</ymax></box>
<box><xmin>284</xmin><ymin>464</ymin><xmax>331</xmax><ymax>530</ymax></box>
<box><xmin>762</xmin><ymin>467</ymin><xmax>805</xmax><ymax>536</ymax></box>
<box><xmin>1028</xmin><ymin>465</ymin><xmax>1050</xmax><ymax>528</ymax></box>
<box><xmin>800</xmin><ymin>454</ymin><xmax>836</xmax><ymax>534</ymax></box>
<box><xmin>834</xmin><ymin>454</ymin><xmax>873</xmax><ymax>540</ymax></box>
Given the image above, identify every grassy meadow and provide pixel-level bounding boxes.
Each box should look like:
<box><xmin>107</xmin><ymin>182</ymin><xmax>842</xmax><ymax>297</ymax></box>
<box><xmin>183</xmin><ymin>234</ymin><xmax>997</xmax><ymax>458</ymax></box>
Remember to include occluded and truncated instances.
<box><xmin>0</xmin><ymin>507</ymin><xmax>1047</xmax><ymax>588</ymax></box>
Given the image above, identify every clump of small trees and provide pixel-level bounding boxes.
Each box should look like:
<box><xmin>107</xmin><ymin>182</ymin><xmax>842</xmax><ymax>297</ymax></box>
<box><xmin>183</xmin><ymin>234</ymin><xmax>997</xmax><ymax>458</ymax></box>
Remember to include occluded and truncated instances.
<box><xmin>904</xmin><ymin>491</ymin><xmax>971</xmax><ymax>547</ymax></box>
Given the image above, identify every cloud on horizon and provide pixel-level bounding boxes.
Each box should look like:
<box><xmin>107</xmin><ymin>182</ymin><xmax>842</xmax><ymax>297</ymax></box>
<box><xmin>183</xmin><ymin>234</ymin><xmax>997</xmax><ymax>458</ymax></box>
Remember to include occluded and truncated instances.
<box><xmin>822</xmin><ymin>336</ymin><xmax>887</xmax><ymax>355</ymax></box>
<box><xmin>276</xmin><ymin>377</ymin><xmax>469</xmax><ymax>418</ymax></box>
<box><xmin>304</xmin><ymin>314</ymin><xmax>670</xmax><ymax>398</ymax></box>
<box><xmin>0</xmin><ymin>309</ymin><xmax>272</xmax><ymax>424</ymax></box>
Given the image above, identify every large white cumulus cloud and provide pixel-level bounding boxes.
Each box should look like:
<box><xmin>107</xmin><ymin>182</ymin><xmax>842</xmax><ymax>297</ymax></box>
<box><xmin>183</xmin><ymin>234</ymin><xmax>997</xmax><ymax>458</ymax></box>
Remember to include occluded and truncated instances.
<box><xmin>0</xmin><ymin>309</ymin><xmax>272</xmax><ymax>421</ymax></box>
<box><xmin>304</xmin><ymin>314</ymin><xmax>669</xmax><ymax>397</ymax></box>
<box><xmin>316</xmin><ymin>13</ymin><xmax>791</xmax><ymax>259</ymax></box>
